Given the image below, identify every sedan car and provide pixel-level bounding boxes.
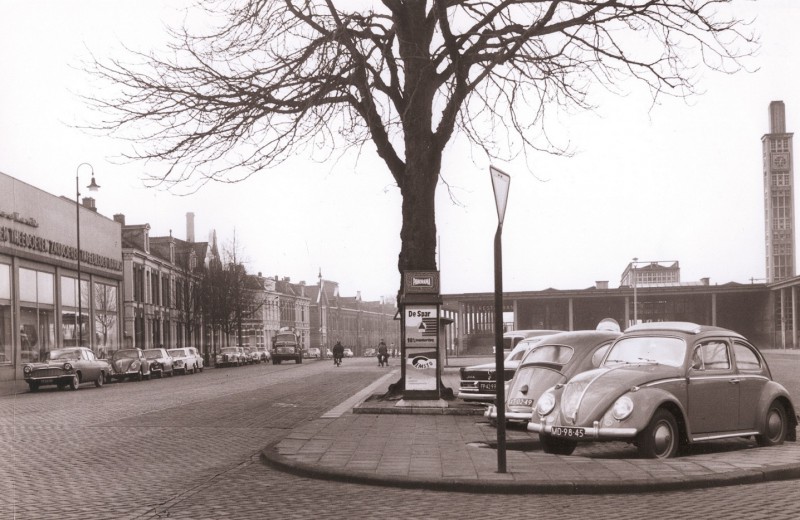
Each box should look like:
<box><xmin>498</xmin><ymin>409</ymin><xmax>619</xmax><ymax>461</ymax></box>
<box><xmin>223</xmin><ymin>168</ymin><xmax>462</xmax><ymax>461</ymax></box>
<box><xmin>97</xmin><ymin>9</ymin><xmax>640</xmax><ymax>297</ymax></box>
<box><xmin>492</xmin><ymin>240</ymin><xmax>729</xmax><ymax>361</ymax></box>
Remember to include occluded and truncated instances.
<box><xmin>458</xmin><ymin>330</ymin><xmax>561</xmax><ymax>402</ymax></box>
<box><xmin>529</xmin><ymin>322</ymin><xmax>798</xmax><ymax>458</ymax></box>
<box><xmin>343</xmin><ymin>348</ymin><xmax>354</xmax><ymax>358</ymax></box>
<box><xmin>215</xmin><ymin>347</ymin><xmax>245</xmax><ymax>367</ymax></box>
<box><xmin>23</xmin><ymin>347</ymin><xmax>111</xmax><ymax>391</ymax></box>
<box><xmin>110</xmin><ymin>349</ymin><xmax>152</xmax><ymax>382</ymax></box>
<box><xmin>255</xmin><ymin>346</ymin><xmax>271</xmax><ymax>363</ymax></box>
<box><xmin>142</xmin><ymin>348</ymin><xmax>175</xmax><ymax>378</ymax></box>
<box><xmin>485</xmin><ymin>329</ymin><xmax>621</xmax><ymax>425</ymax></box>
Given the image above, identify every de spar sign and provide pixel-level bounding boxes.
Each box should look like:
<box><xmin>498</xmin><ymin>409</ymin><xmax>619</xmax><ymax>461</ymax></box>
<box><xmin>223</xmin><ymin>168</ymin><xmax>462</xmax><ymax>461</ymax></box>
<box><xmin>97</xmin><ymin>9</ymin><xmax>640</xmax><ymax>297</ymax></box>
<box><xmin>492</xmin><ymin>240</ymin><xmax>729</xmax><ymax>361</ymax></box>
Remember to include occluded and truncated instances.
<box><xmin>404</xmin><ymin>306</ymin><xmax>438</xmax><ymax>347</ymax></box>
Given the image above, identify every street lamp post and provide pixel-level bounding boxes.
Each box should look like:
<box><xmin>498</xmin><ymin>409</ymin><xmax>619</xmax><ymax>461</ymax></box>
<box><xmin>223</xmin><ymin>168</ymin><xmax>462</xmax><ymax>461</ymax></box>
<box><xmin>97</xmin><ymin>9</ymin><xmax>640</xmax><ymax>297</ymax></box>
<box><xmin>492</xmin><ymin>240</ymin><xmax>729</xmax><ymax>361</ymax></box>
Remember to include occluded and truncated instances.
<box><xmin>632</xmin><ymin>257</ymin><xmax>638</xmax><ymax>325</ymax></box>
<box><xmin>489</xmin><ymin>165</ymin><xmax>511</xmax><ymax>474</ymax></box>
<box><xmin>76</xmin><ymin>163</ymin><xmax>100</xmax><ymax>347</ymax></box>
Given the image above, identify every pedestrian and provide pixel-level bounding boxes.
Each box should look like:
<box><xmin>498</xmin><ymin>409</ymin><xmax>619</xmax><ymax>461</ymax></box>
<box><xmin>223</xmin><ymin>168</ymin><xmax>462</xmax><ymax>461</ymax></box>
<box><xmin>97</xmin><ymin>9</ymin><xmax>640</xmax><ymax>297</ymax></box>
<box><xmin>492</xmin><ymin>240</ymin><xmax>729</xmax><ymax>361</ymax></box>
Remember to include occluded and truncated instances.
<box><xmin>332</xmin><ymin>340</ymin><xmax>344</xmax><ymax>367</ymax></box>
<box><xmin>377</xmin><ymin>339</ymin><xmax>388</xmax><ymax>367</ymax></box>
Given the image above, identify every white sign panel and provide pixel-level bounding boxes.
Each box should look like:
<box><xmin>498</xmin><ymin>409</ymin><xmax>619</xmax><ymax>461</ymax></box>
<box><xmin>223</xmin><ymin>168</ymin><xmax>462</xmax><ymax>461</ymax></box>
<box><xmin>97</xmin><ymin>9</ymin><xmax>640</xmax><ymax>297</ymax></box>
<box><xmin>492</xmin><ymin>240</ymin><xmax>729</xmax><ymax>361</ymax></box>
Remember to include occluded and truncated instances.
<box><xmin>404</xmin><ymin>306</ymin><xmax>438</xmax><ymax>347</ymax></box>
<box><xmin>405</xmin><ymin>348</ymin><xmax>437</xmax><ymax>391</ymax></box>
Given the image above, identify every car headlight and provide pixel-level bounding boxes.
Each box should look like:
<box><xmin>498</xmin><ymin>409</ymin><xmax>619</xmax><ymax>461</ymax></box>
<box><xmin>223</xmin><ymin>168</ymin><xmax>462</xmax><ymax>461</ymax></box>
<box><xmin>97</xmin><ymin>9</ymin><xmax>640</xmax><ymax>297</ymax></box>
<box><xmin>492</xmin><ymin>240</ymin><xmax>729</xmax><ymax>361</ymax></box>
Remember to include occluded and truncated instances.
<box><xmin>23</xmin><ymin>365</ymin><xmax>32</xmax><ymax>374</ymax></box>
<box><xmin>612</xmin><ymin>396</ymin><xmax>634</xmax><ymax>420</ymax></box>
<box><xmin>63</xmin><ymin>363</ymin><xmax>73</xmax><ymax>371</ymax></box>
<box><xmin>537</xmin><ymin>392</ymin><xmax>556</xmax><ymax>416</ymax></box>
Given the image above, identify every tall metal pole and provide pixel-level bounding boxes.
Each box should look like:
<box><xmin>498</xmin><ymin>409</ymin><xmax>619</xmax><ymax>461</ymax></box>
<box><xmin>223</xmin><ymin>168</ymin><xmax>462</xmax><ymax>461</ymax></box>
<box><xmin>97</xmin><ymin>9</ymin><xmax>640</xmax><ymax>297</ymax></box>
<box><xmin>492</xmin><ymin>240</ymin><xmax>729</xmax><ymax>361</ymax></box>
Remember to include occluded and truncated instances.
<box><xmin>632</xmin><ymin>257</ymin><xmax>638</xmax><ymax>325</ymax></box>
<box><xmin>493</xmin><ymin>223</ymin><xmax>507</xmax><ymax>473</ymax></box>
<box><xmin>76</xmin><ymin>174</ymin><xmax>83</xmax><ymax>346</ymax></box>
<box><xmin>75</xmin><ymin>163</ymin><xmax>99</xmax><ymax>348</ymax></box>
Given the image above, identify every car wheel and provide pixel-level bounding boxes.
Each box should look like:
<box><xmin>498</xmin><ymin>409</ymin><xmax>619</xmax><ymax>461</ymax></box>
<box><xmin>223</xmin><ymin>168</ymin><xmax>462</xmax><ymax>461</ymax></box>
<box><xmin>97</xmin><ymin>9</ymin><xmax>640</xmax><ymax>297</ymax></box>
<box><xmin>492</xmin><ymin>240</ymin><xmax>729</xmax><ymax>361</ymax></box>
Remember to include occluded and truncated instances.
<box><xmin>637</xmin><ymin>409</ymin><xmax>679</xmax><ymax>459</ymax></box>
<box><xmin>28</xmin><ymin>381</ymin><xmax>40</xmax><ymax>392</ymax></box>
<box><xmin>756</xmin><ymin>401</ymin><xmax>788</xmax><ymax>447</ymax></box>
<box><xmin>539</xmin><ymin>434</ymin><xmax>577</xmax><ymax>455</ymax></box>
<box><xmin>95</xmin><ymin>372</ymin><xmax>104</xmax><ymax>388</ymax></box>
<box><xmin>68</xmin><ymin>373</ymin><xmax>80</xmax><ymax>391</ymax></box>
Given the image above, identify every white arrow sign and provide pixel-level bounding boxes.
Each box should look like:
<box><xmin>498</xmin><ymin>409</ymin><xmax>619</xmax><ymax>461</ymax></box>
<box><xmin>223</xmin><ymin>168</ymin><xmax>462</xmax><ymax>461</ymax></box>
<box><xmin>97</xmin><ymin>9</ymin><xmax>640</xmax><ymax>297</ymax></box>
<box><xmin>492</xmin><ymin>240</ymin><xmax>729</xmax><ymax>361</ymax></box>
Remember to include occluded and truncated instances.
<box><xmin>489</xmin><ymin>166</ymin><xmax>511</xmax><ymax>224</ymax></box>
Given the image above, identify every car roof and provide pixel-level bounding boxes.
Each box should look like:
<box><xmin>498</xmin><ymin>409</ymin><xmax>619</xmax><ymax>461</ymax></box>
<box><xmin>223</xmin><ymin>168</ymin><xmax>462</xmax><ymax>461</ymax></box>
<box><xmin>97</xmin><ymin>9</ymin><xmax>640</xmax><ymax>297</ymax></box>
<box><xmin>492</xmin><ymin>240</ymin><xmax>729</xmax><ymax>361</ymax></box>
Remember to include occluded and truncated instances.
<box><xmin>624</xmin><ymin>321</ymin><xmax>737</xmax><ymax>335</ymax></box>
<box><xmin>504</xmin><ymin>329</ymin><xmax>561</xmax><ymax>338</ymax></box>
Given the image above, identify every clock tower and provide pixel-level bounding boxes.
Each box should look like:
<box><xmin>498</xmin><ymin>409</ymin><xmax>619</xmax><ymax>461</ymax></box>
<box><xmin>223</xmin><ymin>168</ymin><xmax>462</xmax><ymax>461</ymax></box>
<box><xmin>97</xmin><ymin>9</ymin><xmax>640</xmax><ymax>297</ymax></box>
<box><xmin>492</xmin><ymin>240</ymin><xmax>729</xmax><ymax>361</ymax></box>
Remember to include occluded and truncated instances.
<box><xmin>762</xmin><ymin>100</ymin><xmax>795</xmax><ymax>282</ymax></box>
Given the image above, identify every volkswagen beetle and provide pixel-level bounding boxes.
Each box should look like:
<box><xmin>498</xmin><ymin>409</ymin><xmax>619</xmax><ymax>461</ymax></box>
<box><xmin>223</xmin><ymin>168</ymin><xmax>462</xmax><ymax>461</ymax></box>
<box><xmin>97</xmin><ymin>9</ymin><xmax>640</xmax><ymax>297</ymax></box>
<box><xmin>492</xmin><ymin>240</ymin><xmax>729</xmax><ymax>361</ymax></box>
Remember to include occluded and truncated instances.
<box><xmin>528</xmin><ymin>322</ymin><xmax>798</xmax><ymax>458</ymax></box>
<box><xmin>110</xmin><ymin>348</ymin><xmax>152</xmax><ymax>381</ymax></box>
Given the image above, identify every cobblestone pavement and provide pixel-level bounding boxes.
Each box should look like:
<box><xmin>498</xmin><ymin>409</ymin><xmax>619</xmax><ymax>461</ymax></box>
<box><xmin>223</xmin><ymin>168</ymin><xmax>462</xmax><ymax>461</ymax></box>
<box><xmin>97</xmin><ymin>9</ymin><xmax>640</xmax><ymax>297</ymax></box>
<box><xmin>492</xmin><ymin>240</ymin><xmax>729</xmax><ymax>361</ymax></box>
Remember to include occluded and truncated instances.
<box><xmin>1</xmin><ymin>356</ymin><xmax>799</xmax><ymax>519</ymax></box>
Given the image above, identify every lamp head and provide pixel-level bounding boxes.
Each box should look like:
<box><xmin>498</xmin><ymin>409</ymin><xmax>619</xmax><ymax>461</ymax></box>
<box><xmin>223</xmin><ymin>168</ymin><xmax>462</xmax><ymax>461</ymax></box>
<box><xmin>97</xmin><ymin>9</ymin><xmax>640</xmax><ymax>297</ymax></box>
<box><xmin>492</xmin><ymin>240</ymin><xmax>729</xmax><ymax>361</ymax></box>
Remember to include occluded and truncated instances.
<box><xmin>87</xmin><ymin>176</ymin><xmax>100</xmax><ymax>192</ymax></box>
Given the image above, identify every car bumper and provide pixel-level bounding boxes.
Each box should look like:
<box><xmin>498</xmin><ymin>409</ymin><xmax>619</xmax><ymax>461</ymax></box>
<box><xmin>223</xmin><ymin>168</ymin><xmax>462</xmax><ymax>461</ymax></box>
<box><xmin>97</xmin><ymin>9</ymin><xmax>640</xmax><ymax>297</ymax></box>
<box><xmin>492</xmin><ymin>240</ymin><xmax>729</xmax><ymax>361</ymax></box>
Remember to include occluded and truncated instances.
<box><xmin>25</xmin><ymin>375</ymin><xmax>71</xmax><ymax>384</ymax></box>
<box><xmin>457</xmin><ymin>389</ymin><xmax>496</xmax><ymax>402</ymax></box>
<box><xmin>485</xmin><ymin>405</ymin><xmax>532</xmax><ymax>422</ymax></box>
<box><xmin>527</xmin><ymin>420</ymin><xmax>638</xmax><ymax>439</ymax></box>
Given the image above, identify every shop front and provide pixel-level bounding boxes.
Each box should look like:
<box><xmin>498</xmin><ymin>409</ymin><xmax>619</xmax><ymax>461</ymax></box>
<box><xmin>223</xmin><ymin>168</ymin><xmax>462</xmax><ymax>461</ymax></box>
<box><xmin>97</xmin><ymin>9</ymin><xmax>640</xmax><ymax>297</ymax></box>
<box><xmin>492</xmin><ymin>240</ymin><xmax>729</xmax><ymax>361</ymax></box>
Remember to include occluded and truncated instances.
<box><xmin>0</xmin><ymin>172</ymin><xmax>123</xmax><ymax>383</ymax></box>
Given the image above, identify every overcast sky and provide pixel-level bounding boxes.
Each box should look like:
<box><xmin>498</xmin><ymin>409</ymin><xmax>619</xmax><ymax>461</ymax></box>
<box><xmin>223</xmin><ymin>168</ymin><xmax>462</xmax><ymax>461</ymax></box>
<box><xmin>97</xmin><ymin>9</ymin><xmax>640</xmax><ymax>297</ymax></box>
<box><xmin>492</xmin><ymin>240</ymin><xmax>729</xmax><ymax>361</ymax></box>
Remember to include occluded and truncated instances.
<box><xmin>1</xmin><ymin>1</ymin><xmax>798</xmax><ymax>301</ymax></box>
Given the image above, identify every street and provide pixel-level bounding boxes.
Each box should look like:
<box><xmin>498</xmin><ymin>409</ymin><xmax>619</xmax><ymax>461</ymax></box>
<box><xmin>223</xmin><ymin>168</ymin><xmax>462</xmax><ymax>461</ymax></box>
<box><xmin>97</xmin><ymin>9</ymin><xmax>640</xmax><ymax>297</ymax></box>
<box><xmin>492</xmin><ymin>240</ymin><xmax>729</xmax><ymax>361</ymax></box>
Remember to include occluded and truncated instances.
<box><xmin>2</xmin><ymin>354</ymin><xmax>799</xmax><ymax>520</ymax></box>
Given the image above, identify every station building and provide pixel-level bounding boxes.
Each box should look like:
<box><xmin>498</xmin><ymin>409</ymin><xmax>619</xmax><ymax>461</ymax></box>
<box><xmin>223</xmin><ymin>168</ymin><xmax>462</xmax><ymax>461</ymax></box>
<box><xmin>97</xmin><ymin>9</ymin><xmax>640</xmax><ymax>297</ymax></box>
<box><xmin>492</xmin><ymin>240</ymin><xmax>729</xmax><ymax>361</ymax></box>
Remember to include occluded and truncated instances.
<box><xmin>0</xmin><ymin>172</ymin><xmax>123</xmax><ymax>382</ymax></box>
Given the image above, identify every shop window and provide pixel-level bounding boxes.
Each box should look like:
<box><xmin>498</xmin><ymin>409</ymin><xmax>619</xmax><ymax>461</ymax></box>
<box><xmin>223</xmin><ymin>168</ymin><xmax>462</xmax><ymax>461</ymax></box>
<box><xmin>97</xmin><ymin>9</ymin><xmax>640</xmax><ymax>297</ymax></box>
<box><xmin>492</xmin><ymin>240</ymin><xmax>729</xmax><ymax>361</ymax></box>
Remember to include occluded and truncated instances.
<box><xmin>20</xmin><ymin>268</ymin><xmax>55</xmax><ymax>362</ymax></box>
<box><xmin>0</xmin><ymin>263</ymin><xmax>10</xmax><ymax>364</ymax></box>
<box><xmin>94</xmin><ymin>282</ymin><xmax>118</xmax><ymax>357</ymax></box>
<box><xmin>61</xmin><ymin>276</ymin><xmax>90</xmax><ymax>348</ymax></box>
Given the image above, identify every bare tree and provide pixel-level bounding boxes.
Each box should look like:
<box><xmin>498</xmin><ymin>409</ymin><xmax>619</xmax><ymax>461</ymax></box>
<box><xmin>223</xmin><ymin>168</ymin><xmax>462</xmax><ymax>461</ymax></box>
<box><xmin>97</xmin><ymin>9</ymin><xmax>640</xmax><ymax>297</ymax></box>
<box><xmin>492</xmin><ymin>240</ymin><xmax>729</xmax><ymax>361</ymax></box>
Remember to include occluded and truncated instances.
<box><xmin>86</xmin><ymin>0</ymin><xmax>755</xmax><ymax>282</ymax></box>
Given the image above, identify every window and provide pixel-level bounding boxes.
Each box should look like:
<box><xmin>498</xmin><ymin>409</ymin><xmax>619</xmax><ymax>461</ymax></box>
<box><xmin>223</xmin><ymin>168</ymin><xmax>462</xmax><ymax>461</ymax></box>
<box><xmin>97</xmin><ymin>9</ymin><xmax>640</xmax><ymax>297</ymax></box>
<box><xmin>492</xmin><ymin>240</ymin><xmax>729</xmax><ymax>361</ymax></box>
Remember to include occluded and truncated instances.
<box><xmin>61</xmin><ymin>276</ymin><xmax>90</xmax><ymax>348</ymax></box>
<box><xmin>94</xmin><ymin>282</ymin><xmax>119</xmax><ymax>356</ymax></box>
<box><xmin>0</xmin><ymin>263</ymin><xmax>10</xmax><ymax>364</ymax></box>
<box><xmin>693</xmin><ymin>340</ymin><xmax>731</xmax><ymax>371</ymax></box>
<box><xmin>733</xmin><ymin>341</ymin><xmax>761</xmax><ymax>371</ymax></box>
<box><xmin>20</xmin><ymin>268</ymin><xmax>55</xmax><ymax>362</ymax></box>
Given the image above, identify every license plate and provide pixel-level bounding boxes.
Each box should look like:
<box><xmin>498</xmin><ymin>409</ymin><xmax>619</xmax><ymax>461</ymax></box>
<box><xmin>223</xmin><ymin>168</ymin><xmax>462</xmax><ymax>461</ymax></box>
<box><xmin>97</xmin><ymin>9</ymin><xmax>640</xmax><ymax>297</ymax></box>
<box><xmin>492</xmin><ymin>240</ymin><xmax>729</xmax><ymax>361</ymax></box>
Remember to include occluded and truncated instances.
<box><xmin>478</xmin><ymin>382</ymin><xmax>496</xmax><ymax>393</ymax></box>
<box><xmin>508</xmin><ymin>398</ymin><xmax>533</xmax><ymax>407</ymax></box>
<box><xmin>551</xmin><ymin>426</ymin><xmax>585</xmax><ymax>438</ymax></box>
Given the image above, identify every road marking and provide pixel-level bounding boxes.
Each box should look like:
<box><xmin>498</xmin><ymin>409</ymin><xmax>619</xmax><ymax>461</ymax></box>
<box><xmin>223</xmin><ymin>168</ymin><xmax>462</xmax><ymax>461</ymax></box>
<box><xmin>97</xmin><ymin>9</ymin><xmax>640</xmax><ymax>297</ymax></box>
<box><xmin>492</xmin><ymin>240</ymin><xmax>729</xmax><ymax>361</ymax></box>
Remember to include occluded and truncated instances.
<box><xmin>322</xmin><ymin>370</ymin><xmax>398</xmax><ymax>418</ymax></box>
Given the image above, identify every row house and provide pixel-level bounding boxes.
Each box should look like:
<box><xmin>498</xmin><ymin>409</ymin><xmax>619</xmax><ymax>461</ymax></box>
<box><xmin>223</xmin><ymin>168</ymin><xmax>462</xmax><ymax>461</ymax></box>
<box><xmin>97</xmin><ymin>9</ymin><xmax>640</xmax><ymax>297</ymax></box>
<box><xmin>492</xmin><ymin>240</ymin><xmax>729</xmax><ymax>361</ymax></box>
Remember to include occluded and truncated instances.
<box><xmin>118</xmin><ymin>212</ymin><xmax>214</xmax><ymax>352</ymax></box>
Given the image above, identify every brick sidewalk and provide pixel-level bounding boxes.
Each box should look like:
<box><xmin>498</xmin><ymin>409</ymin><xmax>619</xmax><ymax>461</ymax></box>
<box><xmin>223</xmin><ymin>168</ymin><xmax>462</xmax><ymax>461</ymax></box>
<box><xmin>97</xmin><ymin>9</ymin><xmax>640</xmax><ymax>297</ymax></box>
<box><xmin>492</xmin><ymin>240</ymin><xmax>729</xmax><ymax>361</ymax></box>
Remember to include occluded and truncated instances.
<box><xmin>262</xmin><ymin>411</ymin><xmax>800</xmax><ymax>494</ymax></box>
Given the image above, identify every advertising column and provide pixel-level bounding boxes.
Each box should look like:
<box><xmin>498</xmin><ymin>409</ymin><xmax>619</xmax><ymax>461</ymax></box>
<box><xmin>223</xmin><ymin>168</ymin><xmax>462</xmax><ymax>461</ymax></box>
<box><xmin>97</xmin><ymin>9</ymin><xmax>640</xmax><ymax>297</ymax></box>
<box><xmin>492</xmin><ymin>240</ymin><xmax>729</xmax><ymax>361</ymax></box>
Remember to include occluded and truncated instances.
<box><xmin>400</xmin><ymin>271</ymin><xmax>441</xmax><ymax>399</ymax></box>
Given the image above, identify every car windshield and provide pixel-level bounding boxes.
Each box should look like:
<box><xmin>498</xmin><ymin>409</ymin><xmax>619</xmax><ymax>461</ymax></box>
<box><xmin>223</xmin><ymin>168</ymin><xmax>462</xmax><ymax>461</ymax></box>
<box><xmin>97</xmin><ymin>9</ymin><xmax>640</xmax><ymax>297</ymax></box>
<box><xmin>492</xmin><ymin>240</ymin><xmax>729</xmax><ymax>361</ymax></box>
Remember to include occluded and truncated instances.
<box><xmin>112</xmin><ymin>350</ymin><xmax>140</xmax><ymax>360</ymax></box>
<box><xmin>221</xmin><ymin>348</ymin><xmax>238</xmax><ymax>354</ymax></box>
<box><xmin>603</xmin><ymin>336</ymin><xmax>685</xmax><ymax>367</ymax></box>
<box><xmin>142</xmin><ymin>350</ymin><xmax>163</xmax><ymax>359</ymax></box>
<box><xmin>168</xmin><ymin>349</ymin><xmax>185</xmax><ymax>357</ymax></box>
<box><xmin>523</xmin><ymin>345</ymin><xmax>574</xmax><ymax>365</ymax></box>
<box><xmin>48</xmin><ymin>350</ymin><xmax>80</xmax><ymax>361</ymax></box>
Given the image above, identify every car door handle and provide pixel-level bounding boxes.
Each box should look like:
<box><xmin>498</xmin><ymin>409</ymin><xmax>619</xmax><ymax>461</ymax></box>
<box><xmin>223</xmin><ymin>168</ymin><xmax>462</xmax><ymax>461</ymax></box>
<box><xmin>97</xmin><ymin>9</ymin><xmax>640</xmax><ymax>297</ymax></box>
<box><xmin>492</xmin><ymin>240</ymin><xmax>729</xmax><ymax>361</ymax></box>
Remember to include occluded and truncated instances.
<box><xmin>729</xmin><ymin>379</ymin><xmax>740</xmax><ymax>384</ymax></box>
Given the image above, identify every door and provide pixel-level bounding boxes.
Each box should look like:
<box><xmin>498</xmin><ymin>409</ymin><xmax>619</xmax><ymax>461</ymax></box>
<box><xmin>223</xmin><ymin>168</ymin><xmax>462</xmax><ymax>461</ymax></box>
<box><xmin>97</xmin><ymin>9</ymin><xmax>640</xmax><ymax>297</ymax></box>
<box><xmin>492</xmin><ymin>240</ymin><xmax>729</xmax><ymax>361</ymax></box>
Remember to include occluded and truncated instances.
<box><xmin>687</xmin><ymin>339</ymin><xmax>739</xmax><ymax>434</ymax></box>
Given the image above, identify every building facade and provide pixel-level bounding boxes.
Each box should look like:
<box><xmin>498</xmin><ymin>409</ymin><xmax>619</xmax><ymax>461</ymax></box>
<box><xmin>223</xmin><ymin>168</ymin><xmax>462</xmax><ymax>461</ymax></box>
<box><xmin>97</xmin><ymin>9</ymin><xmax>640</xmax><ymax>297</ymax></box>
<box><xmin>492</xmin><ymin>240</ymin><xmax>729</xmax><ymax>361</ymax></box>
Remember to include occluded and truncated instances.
<box><xmin>307</xmin><ymin>276</ymin><xmax>399</xmax><ymax>356</ymax></box>
<box><xmin>119</xmin><ymin>213</ymin><xmax>212</xmax><ymax>354</ymax></box>
<box><xmin>0</xmin><ymin>172</ymin><xmax>124</xmax><ymax>383</ymax></box>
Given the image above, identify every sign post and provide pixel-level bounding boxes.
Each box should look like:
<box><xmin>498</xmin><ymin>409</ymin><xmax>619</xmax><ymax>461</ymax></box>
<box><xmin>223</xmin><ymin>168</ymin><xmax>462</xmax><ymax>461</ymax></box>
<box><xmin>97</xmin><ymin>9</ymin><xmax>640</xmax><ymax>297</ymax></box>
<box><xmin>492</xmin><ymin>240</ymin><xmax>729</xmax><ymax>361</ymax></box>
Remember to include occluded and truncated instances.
<box><xmin>399</xmin><ymin>271</ymin><xmax>441</xmax><ymax>400</ymax></box>
<box><xmin>490</xmin><ymin>165</ymin><xmax>511</xmax><ymax>473</ymax></box>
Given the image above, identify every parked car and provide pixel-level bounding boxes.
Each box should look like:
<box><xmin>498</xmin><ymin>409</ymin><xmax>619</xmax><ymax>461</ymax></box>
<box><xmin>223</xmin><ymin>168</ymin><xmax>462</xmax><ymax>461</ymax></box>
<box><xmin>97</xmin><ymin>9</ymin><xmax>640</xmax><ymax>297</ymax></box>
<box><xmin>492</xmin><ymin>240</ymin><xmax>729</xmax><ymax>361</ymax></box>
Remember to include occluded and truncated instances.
<box><xmin>492</xmin><ymin>329</ymin><xmax>561</xmax><ymax>355</ymax></box>
<box><xmin>215</xmin><ymin>347</ymin><xmax>245</xmax><ymax>367</ymax></box>
<box><xmin>485</xmin><ymin>329</ymin><xmax>621</xmax><ymax>425</ymax></box>
<box><xmin>255</xmin><ymin>346</ymin><xmax>271</xmax><ymax>363</ymax></box>
<box><xmin>186</xmin><ymin>347</ymin><xmax>204</xmax><ymax>372</ymax></box>
<box><xmin>363</xmin><ymin>348</ymin><xmax>376</xmax><ymax>357</ymax></box>
<box><xmin>142</xmin><ymin>348</ymin><xmax>175</xmax><ymax>378</ymax></box>
<box><xmin>307</xmin><ymin>347</ymin><xmax>321</xmax><ymax>358</ymax></box>
<box><xmin>110</xmin><ymin>349</ymin><xmax>152</xmax><ymax>382</ymax></box>
<box><xmin>242</xmin><ymin>347</ymin><xmax>260</xmax><ymax>364</ymax></box>
<box><xmin>343</xmin><ymin>348</ymin><xmax>354</xmax><ymax>358</ymax></box>
<box><xmin>529</xmin><ymin>322</ymin><xmax>799</xmax><ymax>458</ymax></box>
<box><xmin>324</xmin><ymin>348</ymin><xmax>332</xmax><ymax>359</ymax></box>
<box><xmin>22</xmin><ymin>347</ymin><xmax>111</xmax><ymax>391</ymax></box>
<box><xmin>458</xmin><ymin>331</ymin><xmax>561</xmax><ymax>402</ymax></box>
<box><xmin>168</xmin><ymin>348</ymin><xmax>191</xmax><ymax>375</ymax></box>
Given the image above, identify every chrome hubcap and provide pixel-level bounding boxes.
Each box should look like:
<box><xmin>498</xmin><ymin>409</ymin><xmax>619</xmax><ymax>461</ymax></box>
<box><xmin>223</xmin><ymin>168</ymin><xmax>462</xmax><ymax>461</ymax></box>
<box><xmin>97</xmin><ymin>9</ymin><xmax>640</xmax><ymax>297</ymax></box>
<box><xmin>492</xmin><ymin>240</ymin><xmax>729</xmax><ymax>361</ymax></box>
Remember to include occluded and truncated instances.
<box><xmin>766</xmin><ymin>409</ymin><xmax>784</xmax><ymax>440</ymax></box>
<box><xmin>653</xmin><ymin>421</ymin><xmax>674</xmax><ymax>457</ymax></box>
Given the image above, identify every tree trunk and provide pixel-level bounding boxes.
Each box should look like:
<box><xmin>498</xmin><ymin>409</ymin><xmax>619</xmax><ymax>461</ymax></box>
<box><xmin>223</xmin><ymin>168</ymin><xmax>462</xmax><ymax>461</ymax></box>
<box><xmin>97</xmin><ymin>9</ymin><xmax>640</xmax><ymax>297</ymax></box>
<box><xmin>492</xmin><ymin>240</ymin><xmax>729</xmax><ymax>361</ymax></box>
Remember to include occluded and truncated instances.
<box><xmin>397</xmin><ymin>159</ymin><xmax>439</xmax><ymax>291</ymax></box>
